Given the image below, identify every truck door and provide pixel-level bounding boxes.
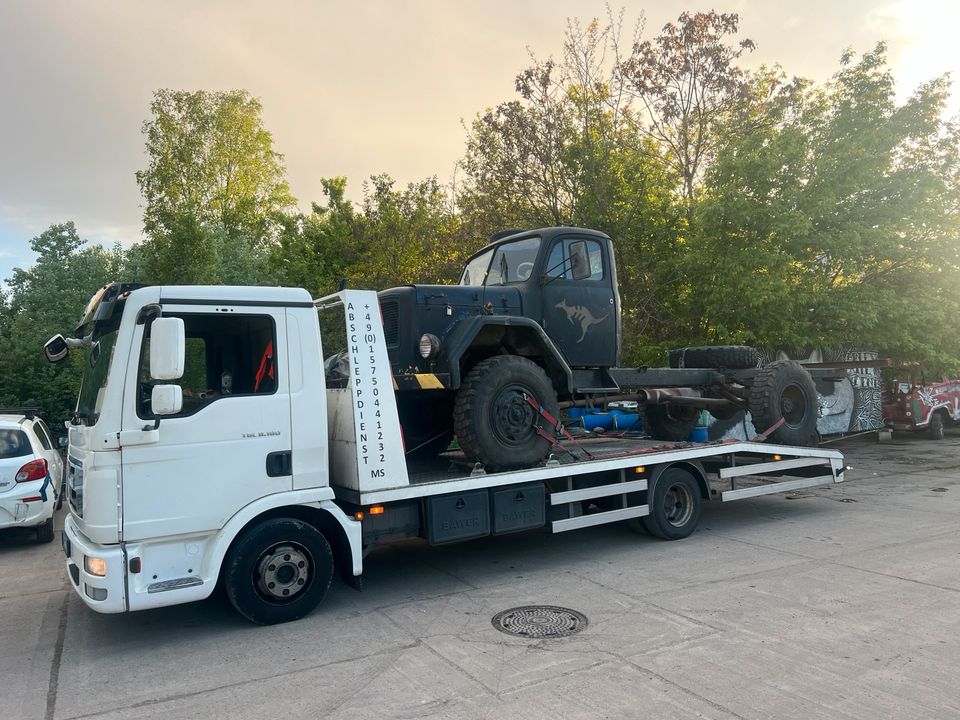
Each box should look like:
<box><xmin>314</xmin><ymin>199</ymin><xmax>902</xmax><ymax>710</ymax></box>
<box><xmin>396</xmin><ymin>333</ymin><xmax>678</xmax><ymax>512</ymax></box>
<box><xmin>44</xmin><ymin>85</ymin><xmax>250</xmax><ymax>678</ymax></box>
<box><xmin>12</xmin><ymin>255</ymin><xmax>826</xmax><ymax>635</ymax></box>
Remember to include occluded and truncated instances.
<box><xmin>119</xmin><ymin>305</ymin><xmax>292</xmax><ymax>541</ymax></box>
<box><xmin>540</xmin><ymin>235</ymin><xmax>618</xmax><ymax>367</ymax></box>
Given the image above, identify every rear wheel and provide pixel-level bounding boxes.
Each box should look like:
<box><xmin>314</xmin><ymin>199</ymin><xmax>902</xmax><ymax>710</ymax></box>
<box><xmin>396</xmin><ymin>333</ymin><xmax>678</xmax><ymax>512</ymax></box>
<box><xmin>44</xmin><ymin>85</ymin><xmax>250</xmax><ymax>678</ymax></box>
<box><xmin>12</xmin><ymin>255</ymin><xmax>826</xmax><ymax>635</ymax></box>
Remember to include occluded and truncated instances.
<box><xmin>929</xmin><ymin>412</ymin><xmax>946</xmax><ymax>440</ymax></box>
<box><xmin>748</xmin><ymin>360</ymin><xmax>819</xmax><ymax>446</ymax></box>
<box><xmin>453</xmin><ymin>355</ymin><xmax>558</xmax><ymax>471</ymax></box>
<box><xmin>639</xmin><ymin>403</ymin><xmax>698</xmax><ymax>442</ymax></box>
<box><xmin>36</xmin><ymin>517</ymin><xmax>55</xmax><ymax>543</ymax></box>
<box><xmin>224</xmin><ymin>518</ymin><xmax>334</xmax><ymax>625</ymax></box>
<box><xmin>641</xmin><ymin>468</ymin><xmax>702</xmax><ymax>540</ymax></box>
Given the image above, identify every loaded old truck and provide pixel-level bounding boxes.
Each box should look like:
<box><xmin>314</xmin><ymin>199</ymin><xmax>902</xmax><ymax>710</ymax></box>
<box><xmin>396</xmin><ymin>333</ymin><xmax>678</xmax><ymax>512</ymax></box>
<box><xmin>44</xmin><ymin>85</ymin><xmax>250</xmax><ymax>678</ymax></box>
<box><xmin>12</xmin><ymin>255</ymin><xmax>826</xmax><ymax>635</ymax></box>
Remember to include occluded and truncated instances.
<box><xmin>883</xmin><ymin>375</ymin><xmax>960</xmax><ymax>439</ymax></box>
<box><xmin>45</xmin><ymin>279</ymin><xmax>844</xmax><ymax>625</ymax></box>
<box><xmin>376</xmin><ymin>226</ymin><xmax>821</xmax><ymax>470</ymax></box>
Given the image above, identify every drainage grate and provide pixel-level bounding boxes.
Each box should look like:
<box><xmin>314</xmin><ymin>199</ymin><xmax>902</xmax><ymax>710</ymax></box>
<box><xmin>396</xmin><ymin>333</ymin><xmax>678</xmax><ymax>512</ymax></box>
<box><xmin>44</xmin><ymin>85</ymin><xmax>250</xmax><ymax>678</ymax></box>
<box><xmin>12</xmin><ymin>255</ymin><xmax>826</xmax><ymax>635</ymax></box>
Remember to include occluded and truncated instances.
<box><xmin>491</xmin><ymin>605</ymin><xmax>588</xmax><ymax>639</ymax></box>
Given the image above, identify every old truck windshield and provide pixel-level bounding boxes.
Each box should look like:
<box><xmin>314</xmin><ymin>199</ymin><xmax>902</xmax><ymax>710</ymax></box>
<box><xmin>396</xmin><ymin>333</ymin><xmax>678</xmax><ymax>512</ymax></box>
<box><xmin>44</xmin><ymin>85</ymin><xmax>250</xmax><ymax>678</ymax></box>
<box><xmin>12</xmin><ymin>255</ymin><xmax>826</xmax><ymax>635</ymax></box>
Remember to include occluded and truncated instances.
<box><xmin>459</xmin><ymin>248</ymin><xmax>495</xmax><ymax>286</ymax></box>
<box><xmin>484</xmin><ymin>237</ymin><xmax>541</xmax><ymax>285</ymax></box>
<box><xmin>75</xmin><ymin>330</ymin><xmax>119</xmax><ymax>425</ymax></box>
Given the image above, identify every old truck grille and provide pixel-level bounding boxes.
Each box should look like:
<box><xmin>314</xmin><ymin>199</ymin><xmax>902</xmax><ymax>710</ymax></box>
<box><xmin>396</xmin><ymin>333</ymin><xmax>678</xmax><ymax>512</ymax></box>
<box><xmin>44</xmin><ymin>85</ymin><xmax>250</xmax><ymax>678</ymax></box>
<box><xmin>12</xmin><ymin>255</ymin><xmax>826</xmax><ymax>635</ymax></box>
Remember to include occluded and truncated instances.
<box><xmin>380</xmin><ymin>300</ymin><xmax>399</xmax><ymax>347</ymax></box>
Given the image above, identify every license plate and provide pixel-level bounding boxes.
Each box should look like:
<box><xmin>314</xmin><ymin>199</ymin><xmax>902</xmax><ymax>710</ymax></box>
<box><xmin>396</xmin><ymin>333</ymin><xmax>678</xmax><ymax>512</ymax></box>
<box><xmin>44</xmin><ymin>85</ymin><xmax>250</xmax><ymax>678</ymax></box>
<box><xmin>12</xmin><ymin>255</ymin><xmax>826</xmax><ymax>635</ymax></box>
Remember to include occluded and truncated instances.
<box><xmin>61</xmin><ymin>531</ymin><xmax>71</xmax><ymax>558</ymax></box>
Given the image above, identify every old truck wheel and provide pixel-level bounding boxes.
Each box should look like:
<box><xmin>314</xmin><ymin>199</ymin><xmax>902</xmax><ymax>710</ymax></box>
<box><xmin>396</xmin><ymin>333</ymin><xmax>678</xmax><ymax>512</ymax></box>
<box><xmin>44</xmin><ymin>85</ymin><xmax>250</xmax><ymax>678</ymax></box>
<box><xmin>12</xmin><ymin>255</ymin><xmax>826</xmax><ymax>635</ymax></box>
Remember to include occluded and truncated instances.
<box><xmin>642</xmin><ymin>467</ymin><xmax>702</xmax><ymax>540</ymax></box>
<box><xmin>224</xmin><ymin>518</ymin><xmax>334</xmax><ymax>625</ymax></box>
<box><xmin>668</xmin><ymin>345</ymin><xmax>760</xmax><ymax>369</ymax></box>
<box><xmin>929</xmin><ymin>412</ymin><xmax>945</xmax><ymax>440</ymax></box>
<box><xmin>454</xmin><ymin>356</ymin><xmax>558</xmax><ymax>471</ymax></box>
<box><xmin>748</xmin><ymin>360</ymin><xmax>819</xmax><ymax>446</ymax></box>
<box><xmin>639</xmin><ymin>403</ymin><xmax>699</xmax><ymax>441</ymax></box>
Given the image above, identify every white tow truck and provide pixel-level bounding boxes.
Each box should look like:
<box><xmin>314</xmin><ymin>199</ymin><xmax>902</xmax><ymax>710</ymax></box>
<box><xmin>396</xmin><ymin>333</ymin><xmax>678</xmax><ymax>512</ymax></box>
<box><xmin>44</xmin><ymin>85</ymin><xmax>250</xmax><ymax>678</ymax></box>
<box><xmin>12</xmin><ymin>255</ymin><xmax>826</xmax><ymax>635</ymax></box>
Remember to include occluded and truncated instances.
<box><xmin>45</xmin><ymin>283</ymin><xmax>845</xmax><ymax>624</ymax></box>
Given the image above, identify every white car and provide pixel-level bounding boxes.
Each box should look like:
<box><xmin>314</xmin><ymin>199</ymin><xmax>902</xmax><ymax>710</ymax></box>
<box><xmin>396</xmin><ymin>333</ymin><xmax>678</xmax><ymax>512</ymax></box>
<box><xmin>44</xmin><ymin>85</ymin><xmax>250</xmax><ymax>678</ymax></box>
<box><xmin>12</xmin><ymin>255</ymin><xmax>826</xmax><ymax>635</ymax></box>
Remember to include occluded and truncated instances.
<box><xmin>0</xmin><ymin>409</ymin><xmax>65</xmax><ymax>543</ymax></box>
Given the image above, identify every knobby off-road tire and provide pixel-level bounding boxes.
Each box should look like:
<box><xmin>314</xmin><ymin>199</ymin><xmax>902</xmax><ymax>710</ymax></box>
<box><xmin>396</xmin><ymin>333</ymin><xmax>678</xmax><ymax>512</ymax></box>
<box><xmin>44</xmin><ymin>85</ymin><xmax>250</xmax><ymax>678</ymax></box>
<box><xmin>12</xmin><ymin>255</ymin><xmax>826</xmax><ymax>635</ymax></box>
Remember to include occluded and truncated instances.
<box><xmin>668</xmin><ymin>345</ymin><xmax>761</xmax><ymax>369</ymax></box>
<box><xmin>224</xmin><ymin>518</ymin><xmax>334</xmax><ymax>625</ymax></box>
<box><xmin>453</xmin><ymin>356</ymin><xmax>559</xmax><ymax>471</ymax></box>
<box><xmin>639</xmin><ymin>403</ymin><xmax>699</xmax><ymax>442</ymax></box>
<box><xmin>929</xmin><ymin>412</ymin><xmax>946</xmax><ymax>440</ymax></box>
<box><xmin>748</xmin><ymin>360</ymin><xmax>819</xmax><ymax>446</ymax></box>
<box><xmin>641</xmin><ymin>467</ymin><xmax>702</xmax><ymax>540</ymax></box>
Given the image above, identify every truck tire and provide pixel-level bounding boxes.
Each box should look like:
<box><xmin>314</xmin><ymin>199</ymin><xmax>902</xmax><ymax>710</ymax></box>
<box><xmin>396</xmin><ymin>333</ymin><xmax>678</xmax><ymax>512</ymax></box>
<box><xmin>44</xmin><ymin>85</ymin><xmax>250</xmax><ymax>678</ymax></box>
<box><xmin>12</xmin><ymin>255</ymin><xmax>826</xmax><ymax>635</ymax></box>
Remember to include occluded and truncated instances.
<box><xmin>224</xmin><ymin>518</ymin><xmax>334</xmax><ymax>625</ymax></box>
<box><xmin>638</xmin><ymin>403</ymin><xmax>699</xmax><ymax>442</ymax></box>
<box><xmin>748</xmin><ymin>360</ymin><xmax>819</xmax><ymax>446</ymax></box>
<box><xmin>929</xmin><ymin>412</ymin><xmax>945</xmax><ymax>440</ymax></box>
<box><xmin>36</xmin><ymin>517</ymin><xmax>55</xmax><ymax>543</ymax></box>
<box><xmin>641</xmin><ymin>467</ymin><xmax>702</xmax><ymax>540</ymax></box>
<box><xmin>453</xmin><ymin>355</ymin><xmax>558</xmax><ymax>471</ymax></box>
<box><xmin>668</xmin><ymin>345</ymin><xmax>760</xmax><ymax>369</ymax></box>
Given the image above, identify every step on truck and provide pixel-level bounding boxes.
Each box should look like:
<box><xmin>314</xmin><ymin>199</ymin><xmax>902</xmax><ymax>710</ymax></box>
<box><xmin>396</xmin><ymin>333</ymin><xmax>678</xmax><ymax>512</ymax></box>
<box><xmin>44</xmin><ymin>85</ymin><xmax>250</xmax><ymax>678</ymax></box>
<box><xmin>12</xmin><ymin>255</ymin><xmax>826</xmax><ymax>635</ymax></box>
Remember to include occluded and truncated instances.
<box><xmin>45</xmin><ymin>283</ymin><xmax>845</xmax><ymax>625</ymax></box>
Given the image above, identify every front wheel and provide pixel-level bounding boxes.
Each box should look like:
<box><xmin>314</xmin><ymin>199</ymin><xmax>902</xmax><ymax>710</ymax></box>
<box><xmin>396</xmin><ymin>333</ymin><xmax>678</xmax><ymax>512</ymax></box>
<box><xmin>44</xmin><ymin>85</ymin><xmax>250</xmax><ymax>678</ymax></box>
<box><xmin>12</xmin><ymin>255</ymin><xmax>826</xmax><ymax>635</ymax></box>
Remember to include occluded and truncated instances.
<box><xmin>453</xmin><ymin>356</ymin><xmax>559</xmax><ymax>471</ymax></box>
<box><xmin>929</xmin><ymin>412</ymin><xmax>945</xmax><ymax>440</ymax></box>
<box><xmin>641</xmin><ymin>468</ymin><xmax>702</xmax><ymax>540</ymax></box>
<box><xmin>223</xmin><ymin>518</ymin><xmax>334</xmax><ymax>625</ymax></box>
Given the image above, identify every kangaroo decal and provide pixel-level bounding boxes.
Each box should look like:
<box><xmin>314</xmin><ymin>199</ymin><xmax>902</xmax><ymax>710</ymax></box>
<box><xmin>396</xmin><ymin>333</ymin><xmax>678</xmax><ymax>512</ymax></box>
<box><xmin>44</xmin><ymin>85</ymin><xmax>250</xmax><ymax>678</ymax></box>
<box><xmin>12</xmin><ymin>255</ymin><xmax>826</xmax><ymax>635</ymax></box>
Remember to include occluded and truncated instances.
<box><xmin>555</xmin><ymin>299</ymin><xmax>608</xmax><ymax>343</ymax></box>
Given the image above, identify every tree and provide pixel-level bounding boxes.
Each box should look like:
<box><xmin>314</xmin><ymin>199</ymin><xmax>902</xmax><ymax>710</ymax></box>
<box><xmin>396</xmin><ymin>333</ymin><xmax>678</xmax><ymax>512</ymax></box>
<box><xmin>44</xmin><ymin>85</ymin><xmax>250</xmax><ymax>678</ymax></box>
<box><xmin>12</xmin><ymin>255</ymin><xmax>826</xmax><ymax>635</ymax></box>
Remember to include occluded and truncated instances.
<box><xmin>691</xmin><ymin>44</ymin><xmax>960</xmax><ymax>370</ymax></box>
<box><xmin>135</xmin><ymin>89</ymin><xmax>295</xmax><ymax>284</ymax></box>
<box><xmin>0</xmin><ymin>223</ymin><xmax>123</xmax><ymax>425</ymax></box>
<box><xmin>618</xmin><ymin>11</ymin><xmax>755</xmax><ymax>204</ymax></box>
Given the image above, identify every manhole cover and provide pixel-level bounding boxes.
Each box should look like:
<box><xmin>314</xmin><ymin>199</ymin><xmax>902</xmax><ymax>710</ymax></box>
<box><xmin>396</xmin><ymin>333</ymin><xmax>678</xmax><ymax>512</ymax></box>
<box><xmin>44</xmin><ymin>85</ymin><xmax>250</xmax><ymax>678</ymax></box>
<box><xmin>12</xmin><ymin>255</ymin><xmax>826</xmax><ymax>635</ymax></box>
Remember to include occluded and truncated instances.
<box><xmin>491</xmin><ymin>605</ymin><xmax>587</xmax><ymax>639</ymax></box>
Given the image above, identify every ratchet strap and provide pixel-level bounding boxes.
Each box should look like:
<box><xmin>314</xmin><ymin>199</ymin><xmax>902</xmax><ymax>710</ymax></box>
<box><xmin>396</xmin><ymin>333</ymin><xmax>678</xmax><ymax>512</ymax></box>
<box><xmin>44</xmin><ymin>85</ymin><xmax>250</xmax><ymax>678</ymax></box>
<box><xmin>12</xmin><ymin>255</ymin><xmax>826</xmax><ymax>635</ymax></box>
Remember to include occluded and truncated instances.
<box><xmin>523</xmin><ymin>394</ymin><xmax>594</xmax><ymax>461</ymax></box>
<box><xmin>751</xmin><ymin>417</ymin><xmax>785</xmax><ymax>442</ymax></box>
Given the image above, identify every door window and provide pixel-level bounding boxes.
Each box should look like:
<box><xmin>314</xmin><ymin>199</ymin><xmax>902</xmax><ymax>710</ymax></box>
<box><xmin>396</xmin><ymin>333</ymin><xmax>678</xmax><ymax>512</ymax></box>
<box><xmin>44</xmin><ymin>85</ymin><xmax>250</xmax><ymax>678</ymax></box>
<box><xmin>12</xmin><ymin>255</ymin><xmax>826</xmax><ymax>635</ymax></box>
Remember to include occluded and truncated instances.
<box><xmin>545</xmin><ymin>239</ymin><xmax>604</xmax><ymax>281</ymax></box>
<box><xmin>137</xmin><ymin>313</ymin><xmax>277</xmax><ymax>419</ymax></box>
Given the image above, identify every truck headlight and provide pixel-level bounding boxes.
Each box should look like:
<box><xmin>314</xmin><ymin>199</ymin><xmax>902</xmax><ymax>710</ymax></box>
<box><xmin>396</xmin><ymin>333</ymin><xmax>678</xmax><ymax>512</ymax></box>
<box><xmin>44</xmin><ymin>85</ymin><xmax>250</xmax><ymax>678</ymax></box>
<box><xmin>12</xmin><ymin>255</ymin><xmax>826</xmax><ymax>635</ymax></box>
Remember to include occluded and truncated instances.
<box><xmin>84</xmin><ymin>555</ymin><xmax>107</xmax><ymax>577</ymax></box>
<box><xmin>418</xmin><ymin>333</ymin><xmax>440</xmax><ymax>359</ymax></box>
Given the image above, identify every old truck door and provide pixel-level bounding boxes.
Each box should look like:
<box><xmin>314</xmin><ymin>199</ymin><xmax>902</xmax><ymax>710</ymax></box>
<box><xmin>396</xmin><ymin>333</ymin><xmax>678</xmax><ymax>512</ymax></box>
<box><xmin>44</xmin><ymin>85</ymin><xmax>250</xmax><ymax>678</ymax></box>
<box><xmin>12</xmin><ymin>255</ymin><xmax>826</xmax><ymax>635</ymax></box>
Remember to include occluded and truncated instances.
<box><xmin>539</xmin><ymin>234</ymin><xmax>618</xmax><ymax>368</ymax></box>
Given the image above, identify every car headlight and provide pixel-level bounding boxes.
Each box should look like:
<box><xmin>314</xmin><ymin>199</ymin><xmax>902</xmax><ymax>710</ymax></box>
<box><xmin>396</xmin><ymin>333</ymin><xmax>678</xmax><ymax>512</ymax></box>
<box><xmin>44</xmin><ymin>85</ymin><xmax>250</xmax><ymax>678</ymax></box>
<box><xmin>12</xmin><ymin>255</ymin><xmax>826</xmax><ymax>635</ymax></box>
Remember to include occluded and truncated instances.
<box><xmin>418</xmin><ymin>333</ymin><xmax>440</xmax><ymax>359</ymax></box>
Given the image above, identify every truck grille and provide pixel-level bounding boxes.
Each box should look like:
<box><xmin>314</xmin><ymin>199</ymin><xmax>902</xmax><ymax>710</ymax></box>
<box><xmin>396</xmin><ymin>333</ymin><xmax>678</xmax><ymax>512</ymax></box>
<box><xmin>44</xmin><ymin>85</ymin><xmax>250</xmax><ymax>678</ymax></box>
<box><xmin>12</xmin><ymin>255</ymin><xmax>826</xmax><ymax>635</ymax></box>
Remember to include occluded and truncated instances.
<box><xmin>67</xmin><ymin>458</ymin><xmax>84</xmax><ymax>518</ymax></box>
<box><xmin>380</xmin><ymin>300</ymin><xmax>399</xmax><ymax>347</ymax></box>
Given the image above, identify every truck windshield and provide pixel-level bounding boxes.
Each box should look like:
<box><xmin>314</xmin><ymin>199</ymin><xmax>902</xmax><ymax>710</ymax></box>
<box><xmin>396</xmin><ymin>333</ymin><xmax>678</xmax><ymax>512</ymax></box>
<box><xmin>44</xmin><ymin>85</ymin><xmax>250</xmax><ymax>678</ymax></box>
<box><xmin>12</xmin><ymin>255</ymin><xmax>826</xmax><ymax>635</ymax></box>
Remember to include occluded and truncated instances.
<box><xmin>485</xmin><ymin>237</ymin><xmax>541</xmax><ymax>285</ymax></box>
<box><xmin>459</xmin><ymin>248</ymin><xmax>495</xmax><ymax>286</ymax></box>
<box><xmin>75</xmin><ymin>330</ymin><xmax>119</xmax><ymax>426</ymax></box>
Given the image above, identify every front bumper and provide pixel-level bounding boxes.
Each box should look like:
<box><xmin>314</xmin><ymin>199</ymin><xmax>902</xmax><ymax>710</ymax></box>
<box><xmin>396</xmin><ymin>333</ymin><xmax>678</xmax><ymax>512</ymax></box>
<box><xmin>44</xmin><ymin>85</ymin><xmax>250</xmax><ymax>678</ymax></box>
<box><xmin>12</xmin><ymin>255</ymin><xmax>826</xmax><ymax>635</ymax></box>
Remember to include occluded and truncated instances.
<box><xmin>0</xmin><ymin>480</ymin><xmax>54</xmax><ymax>530</ymax></box>
<box><xmin>62</xmin><ymin>514</ymin><xmax>126</xmax><ymax>613</ymax></box>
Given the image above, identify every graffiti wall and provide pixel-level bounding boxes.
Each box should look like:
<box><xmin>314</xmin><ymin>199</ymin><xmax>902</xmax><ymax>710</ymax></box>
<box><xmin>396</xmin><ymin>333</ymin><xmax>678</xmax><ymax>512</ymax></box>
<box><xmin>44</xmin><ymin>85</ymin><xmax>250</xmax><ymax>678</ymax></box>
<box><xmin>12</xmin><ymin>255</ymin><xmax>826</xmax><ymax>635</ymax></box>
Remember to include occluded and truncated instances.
<box><xmin>705</xmin><ymin>347</ymin><xmax>883</xmax><ymax>441</ymax></box>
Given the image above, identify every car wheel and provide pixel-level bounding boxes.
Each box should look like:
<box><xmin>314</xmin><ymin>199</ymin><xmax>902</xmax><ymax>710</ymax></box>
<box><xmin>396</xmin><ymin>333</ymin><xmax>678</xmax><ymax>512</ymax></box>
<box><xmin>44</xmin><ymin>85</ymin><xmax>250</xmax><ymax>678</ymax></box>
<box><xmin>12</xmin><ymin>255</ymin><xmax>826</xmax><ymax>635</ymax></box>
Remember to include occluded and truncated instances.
<box><xmin>36</xmin><ymin>517</ymin><xmax>55</xmax><ymax>543</ymax></box>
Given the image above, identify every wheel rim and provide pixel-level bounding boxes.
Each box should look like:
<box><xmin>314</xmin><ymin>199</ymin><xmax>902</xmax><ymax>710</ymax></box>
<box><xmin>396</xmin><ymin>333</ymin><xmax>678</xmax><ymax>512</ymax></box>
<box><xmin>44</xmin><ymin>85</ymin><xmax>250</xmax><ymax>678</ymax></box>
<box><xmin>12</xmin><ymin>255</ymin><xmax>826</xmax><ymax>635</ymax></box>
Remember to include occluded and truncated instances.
<box><xmin>254</xmin><ymin>542</ymin><xmax>313</xmax><ymax>603</ymax></box>
<box><xmin>491</xmin><ymin>383</ymin><xmax>539</xmax><ymax>447</ymax></box>
<box><xmin>780</xmin><ymin>384</ymin><xmax>808</xmax><ymax>428</ymax></box>
<box><xmin>662</xmin><ymin>482</ymin><xmax>694</xmax><ymax>527</ymax></box>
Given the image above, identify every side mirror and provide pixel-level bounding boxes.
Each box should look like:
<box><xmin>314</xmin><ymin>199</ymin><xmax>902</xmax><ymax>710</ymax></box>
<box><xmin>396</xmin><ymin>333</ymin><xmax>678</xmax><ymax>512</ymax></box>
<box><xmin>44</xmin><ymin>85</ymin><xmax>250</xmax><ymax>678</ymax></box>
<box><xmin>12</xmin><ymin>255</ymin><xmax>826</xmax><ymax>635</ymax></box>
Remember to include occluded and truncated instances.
<box><xmin>569</xmin><ymin>240</ymin><xmax>592</xmax><ymax>281</ymax></box>
<box><xmin>44</xmin><ymin>335</ymin><xmax>69</xmax><ymax>363</ymax></box>
<box><xmin>56</xmin><ymin>435</ymin><xmax>69</xmax><ymax>449</ymax></box>
<box><xmin>149</xmin><ymin>317</ymin><xmax>185</xmax><ymax>380</ymax></box>
<box><xmin>151</xmin><ymin>385</ymin><xmax>183</xmax><ymax>416</ymax></box>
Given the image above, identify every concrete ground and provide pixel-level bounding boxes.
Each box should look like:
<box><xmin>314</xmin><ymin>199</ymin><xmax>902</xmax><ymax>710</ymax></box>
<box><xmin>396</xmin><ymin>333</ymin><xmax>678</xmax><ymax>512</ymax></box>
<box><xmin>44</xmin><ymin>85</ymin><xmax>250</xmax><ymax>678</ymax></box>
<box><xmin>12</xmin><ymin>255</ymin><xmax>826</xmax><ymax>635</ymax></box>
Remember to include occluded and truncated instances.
<box><xmin>3</xmin><ymin>432</ymin><xmax>960</xmax><ymax>720</ymax></box>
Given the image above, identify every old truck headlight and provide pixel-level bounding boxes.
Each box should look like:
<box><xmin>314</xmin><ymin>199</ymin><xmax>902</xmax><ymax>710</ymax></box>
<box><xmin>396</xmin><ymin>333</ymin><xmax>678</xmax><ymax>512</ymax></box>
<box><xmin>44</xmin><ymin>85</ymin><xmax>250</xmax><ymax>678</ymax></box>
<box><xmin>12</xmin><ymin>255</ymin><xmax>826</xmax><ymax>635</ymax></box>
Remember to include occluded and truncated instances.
<box><xmin>418</xmin><ymin>333</ymin><xmax>440</xmax><ymax>359</ymax></box>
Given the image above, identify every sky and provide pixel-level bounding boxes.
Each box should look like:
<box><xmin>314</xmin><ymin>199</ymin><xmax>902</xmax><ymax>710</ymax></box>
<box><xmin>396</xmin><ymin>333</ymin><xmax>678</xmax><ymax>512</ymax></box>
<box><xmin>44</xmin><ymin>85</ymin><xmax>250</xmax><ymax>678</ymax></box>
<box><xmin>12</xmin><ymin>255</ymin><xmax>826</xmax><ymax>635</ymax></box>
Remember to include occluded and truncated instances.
<box><xmin>1</xmin><ymin>0</ymin><xmax>958</xmax><ymax>285</ymax></box>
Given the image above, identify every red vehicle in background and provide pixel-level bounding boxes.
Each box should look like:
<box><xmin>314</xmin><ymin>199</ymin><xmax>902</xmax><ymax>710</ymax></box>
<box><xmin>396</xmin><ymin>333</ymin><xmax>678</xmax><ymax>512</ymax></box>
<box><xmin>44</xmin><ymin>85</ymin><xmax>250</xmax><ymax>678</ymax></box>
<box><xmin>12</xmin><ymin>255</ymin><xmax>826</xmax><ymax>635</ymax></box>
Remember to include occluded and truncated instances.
<box><xmin>882</xmin><ymin>376</ymin><xmax>960</xmax><ymax>440</ymax></box>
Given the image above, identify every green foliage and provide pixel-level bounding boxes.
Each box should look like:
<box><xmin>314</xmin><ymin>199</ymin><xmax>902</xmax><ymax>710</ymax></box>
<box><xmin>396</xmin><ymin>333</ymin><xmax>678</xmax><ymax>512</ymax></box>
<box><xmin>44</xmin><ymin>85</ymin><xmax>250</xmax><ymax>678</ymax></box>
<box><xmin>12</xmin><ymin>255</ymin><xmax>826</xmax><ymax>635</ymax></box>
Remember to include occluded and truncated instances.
<box><xmin>0</xmin><ymin>223</ymin><xmax>123</xmax><ymax>426</ymax></box>
<box><xmin>692</xmin><ymin>43</ymin><xmax>960</xmax><ymax>371</ymax></box>
<box><xmin>135</xmin><ymin>89</ymin><xmax>294</xmax><ymax>284</ymax></box>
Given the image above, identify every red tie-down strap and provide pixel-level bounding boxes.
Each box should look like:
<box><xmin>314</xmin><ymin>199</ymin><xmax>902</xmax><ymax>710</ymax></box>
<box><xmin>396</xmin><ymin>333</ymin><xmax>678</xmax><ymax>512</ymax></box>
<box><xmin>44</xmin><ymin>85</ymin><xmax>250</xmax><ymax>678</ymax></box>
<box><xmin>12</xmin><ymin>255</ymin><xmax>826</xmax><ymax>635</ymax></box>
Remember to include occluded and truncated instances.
<box><xmin>254</xmin><ymin>341</ymin><xmax>275</xmax><ymax>392</ymax></box>
<box><xmin>523</xmin><ymin>393</ymin><xmax>594</xmax><ymax>461</ymax></box>
<box><xmin>751</xmin><ymin>416</ymin><xmax>785</xmax><ymax>442</ymax></box>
